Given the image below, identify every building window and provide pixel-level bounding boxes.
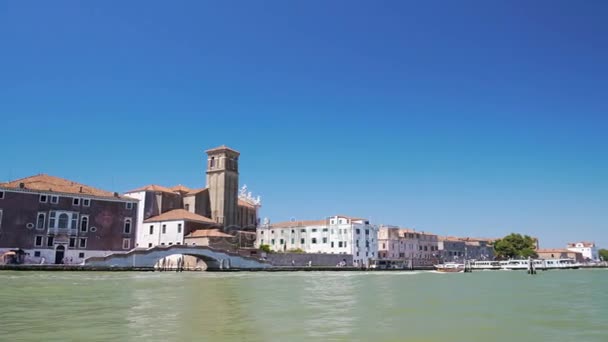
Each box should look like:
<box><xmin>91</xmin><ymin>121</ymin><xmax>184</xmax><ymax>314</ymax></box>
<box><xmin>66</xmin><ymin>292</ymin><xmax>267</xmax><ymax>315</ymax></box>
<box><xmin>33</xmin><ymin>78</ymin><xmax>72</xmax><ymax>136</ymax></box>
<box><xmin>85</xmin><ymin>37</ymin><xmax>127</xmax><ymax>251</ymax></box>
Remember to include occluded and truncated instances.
<box><xmin>47</xmin><ymin>236</ymin><xmax>54</xmax><ymax>247</ymax></box>
<box><xmin>57</xmin><ymin>213</ymin><xmax>69</xmax><ymax>229</ymax></box>
<box><xmin>344</xmin><ymin>241</ymin><xmax>347</xmax><ymax>248</ymax></box>
<box><xmin>168</xmin><ymin>242</ymin><xmax>173</xmax><ymax>245</ymax></box>
<box><xmin>210</xmin><ymin>157</ymin><xmax>216</xmax><ymax>168</ymax></box>
<box><xmin>34</xmin><ymin>236</ymin><xmax>43</xmax><ymax>247</ymax></box>
<box><xmin>322</xmin><ymin>237</ymin><xmax>328</xmax><ymax>243</ymax></box>
<box><xmin>126</xmin><ymin>202</ymin><xmax>133</xmax><ymax>210</ymax></box>
<box><xmin>184</xmin><ymin>204</ymin><xmax>190</xmax><ymax>211</ymax></box>
<box><xmin>300</xmin><ymin>229</ymin><xmax>305</xmax><ymax>233</ymax></box>
<box><xmin>149</xmin><ymin>226</ymin><xmax>154</xmax><ymax>234</ymax></box>
<box><xmin>0</xmin><ymin>191</ymin><xmax>4</xmax><ymax>199</ymax></box>
<box><xmin>162</xmin><ymin>225</ymin><xmax>166</xmax><ymax>234</ymax></box>
<box><xmin>291</xmin><ymin>238</ymin><xmax>295</xmax><ymax>244</ymax></box>
<box><xmin>177</xmin><ymin>223</ymin><xmax>182</xmax><ymax>234</ymax></box>
<box><xmin>78</xmin><ymin>252</ymin><xmax>85</xmax><ymax>258</ymax></box>
<box><xmin>331</xmin><ymin>241</ymin><xmax>334</xmax><ymax>248</ymax></box>
<box><xmin>83</xmin><ymin>199</ymin><xmax>90</xmax><ymax>207</ymax></box>
<box><xmin>148</xmin><ymin>243</ymin><xmax>152</xmax><ymax>248</ymax></box>
<box><xmin>39</xmin><ymin>194</ymin><xmax>48</xmax><ymax>203</ymax></box>
<box><xmin>312</xmin><ymin>229</ymin><xmax>317</xmax><ymax>232</ymax></box>
<box><xmin>300</xmin><ymin>238</ymin><xmax>305</xmax><ymax>244</ymax></box>
<box><xmin>80</xmin><ymin>216</ymin><xmax>89</xmax><ymax>232</ymax></box>
<box><xmin>322</xmin><ymin>228</ymin><xmax>328</xmax><ymax>232</ymax></box>
<box><xmin>34</xmin><ymin>251</ymin><xmax>41</xmax><ymax>257</ymax></box>
<box><xmin>280</xmin><ymin>239</ymin><xmax>284</xmax><ymax>245</ymax></box>
<box><xmin>79</xmin><ymin>238</ymin><xmax>87</xmax><ymax>248</ymax></box>
<box><xmin>48</xmin><ymin>211</ymin><xmax>56</xmax><ymax>228</ymax></box>
<box><xmin>71</xmin><ymin>213</ymin><xmax>78</xmax><ymax>229</ymax></box>
<box><xmin>338</xmin><ymin>242</ymin><xmax>343</xmax><ymax>248</ymax></box>
<box><xmin>122</xmin><ymin>238</ymin><xmax>130</xmax><ymax>250</ymax></box>
<box><xmin>124</xmin><ymin>218</ymin><xmax>132</xmax><ymax>234</ymax></box>
<box><xmin>365</xmin><ymin>229</ymin><xmax>369</xmax><ymax>235</ymax></box>
<box><xmin>36</xmin><ymin>213</ymin><xmax>46</xmax><ymax>229</ymax></box>
<box><xmin>73</xmin><ymin>198</ymin><xmax>80</xmax><ymax>206</ymax></box>
<box><xmin>356</xmin><ymin>229</ymin><xmax>360</xmax><ymax>235</ymax></box>
<box><xmin>69</xmin><ymin>237</ymin><xmax>76</xmax><ymax>248</ymax></box>
<box><xmin>50</xmin><ymin>196</ymin><xmax>59</xmax><ymax>204</ymax></box>
<box><xmin>271</xmin><ymin>239</ymin><xmax>275</xmax><ymax>245</ymax></box>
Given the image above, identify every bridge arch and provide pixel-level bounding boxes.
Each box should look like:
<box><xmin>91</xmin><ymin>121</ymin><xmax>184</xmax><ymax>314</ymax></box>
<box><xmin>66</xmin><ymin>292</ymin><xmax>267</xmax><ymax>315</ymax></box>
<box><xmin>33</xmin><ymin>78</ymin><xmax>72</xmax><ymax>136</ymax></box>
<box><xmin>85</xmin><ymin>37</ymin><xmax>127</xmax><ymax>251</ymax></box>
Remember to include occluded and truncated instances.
<box><xmin>84</xmin><ymin>245</ymin><xmax>270</xmax><ymax>271</ymax></box>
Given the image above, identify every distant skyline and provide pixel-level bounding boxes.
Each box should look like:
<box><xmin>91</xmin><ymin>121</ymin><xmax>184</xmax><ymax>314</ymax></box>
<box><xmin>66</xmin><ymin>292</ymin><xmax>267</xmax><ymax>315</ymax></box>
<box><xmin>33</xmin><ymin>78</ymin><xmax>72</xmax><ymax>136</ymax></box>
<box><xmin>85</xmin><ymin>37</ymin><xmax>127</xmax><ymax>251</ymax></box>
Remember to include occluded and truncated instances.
<box><xmin>1</xmin><ymin>1</ymin><xmax>607</xmax><ymax>248</ymax></box>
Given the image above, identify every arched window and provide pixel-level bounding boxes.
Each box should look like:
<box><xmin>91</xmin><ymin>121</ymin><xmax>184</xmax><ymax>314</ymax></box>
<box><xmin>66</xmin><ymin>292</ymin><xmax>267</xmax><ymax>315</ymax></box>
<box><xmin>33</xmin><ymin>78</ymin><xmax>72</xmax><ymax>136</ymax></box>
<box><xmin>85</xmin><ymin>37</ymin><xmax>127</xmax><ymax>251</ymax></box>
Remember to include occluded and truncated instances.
<box><xmin>36</xmin><ymin>213</ymin><xmax>45</xmax><ymax>229</ymax></box>
<box><xmin>58</xmin><ymin>213</ymin><xmax>69</xmax><ymax>229</ymax></box>
<box><xmin>210</xmin><ymin>157</ymin><xmax>215</xmax><ymax>168</ymax></box>
<box><xmin>80</xmin><ymin>216</ymin><xmax>89</xmax><ymax>232</ymax></box>
<box><xmin>124</xmin><ymin>218</ymin><xmax>132</xmax><ymax>234</ymax></box>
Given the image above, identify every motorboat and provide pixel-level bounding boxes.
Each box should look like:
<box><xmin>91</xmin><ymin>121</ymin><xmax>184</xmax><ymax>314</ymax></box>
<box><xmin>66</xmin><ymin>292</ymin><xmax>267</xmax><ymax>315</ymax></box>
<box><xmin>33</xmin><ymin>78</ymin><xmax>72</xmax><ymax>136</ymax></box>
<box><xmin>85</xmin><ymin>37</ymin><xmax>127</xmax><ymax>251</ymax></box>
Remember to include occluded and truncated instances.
<box><xmin>434</xmin><ymin>263</ymin><xmax>465</xmax><ymax>273</ymax></box>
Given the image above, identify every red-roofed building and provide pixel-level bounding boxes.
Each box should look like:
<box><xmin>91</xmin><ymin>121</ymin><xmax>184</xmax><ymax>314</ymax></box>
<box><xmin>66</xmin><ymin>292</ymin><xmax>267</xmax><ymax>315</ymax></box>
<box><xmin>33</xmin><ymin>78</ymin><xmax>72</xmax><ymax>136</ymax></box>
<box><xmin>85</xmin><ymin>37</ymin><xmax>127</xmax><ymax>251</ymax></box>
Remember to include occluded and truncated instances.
<box><xmin>0</xmin><ymin>174</ymin><xmax>138</xmax><ymax>264</ymax></box>
<box><xmin>125</xmin><ymin>145</ymin><xmax>261</xmax><ymax>249</ymax></box>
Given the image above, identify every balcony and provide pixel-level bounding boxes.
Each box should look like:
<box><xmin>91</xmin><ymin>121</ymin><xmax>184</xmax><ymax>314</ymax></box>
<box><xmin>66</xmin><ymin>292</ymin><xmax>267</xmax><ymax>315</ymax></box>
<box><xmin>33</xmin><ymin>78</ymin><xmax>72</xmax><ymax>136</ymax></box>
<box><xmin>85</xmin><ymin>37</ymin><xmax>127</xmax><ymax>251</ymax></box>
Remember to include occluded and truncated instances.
<box><xmin>47</xmin><ymin>228</ymin><xmax>78</xmax><ymax>236</ymax></box>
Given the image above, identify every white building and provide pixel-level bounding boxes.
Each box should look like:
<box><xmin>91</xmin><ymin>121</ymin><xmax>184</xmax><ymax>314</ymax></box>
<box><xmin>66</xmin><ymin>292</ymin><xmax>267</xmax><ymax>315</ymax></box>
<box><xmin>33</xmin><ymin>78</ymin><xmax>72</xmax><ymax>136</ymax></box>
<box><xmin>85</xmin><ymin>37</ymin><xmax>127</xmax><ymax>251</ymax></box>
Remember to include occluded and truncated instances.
<box><xmin>256</xmin><ymin>215</ymin><xmax>378</xmax><ymax>267</ymax></box>
<box><xmin>567</xmin><ymin>241</ymin><xmax>599</xmax><ymax>262</ymax></box>
<box><xmin>138</xmin><ymin>209</ymin><xmax>217</xmax><ymax>248</ymax></box>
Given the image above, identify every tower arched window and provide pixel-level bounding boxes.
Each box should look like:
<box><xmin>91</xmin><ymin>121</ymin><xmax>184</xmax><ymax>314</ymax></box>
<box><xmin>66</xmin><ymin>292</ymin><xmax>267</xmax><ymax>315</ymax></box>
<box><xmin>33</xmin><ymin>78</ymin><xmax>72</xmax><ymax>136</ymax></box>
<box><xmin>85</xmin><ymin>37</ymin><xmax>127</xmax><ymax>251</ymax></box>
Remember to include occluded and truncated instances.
<box><xmin>58</xmin><ymin>213</ymin><xmax>69</xmax><ymax>229</ymax></box>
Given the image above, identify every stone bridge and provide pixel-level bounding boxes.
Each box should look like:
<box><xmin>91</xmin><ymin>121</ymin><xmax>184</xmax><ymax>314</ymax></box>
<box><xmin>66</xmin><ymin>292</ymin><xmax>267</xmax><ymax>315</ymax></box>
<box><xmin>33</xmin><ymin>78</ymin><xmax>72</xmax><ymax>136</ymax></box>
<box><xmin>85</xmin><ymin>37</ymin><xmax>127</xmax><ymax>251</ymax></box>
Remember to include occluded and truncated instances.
<box><xmin>84</xmin><ymin>245</ymin><xmax>272</xmax><ymax>270</ymax></box>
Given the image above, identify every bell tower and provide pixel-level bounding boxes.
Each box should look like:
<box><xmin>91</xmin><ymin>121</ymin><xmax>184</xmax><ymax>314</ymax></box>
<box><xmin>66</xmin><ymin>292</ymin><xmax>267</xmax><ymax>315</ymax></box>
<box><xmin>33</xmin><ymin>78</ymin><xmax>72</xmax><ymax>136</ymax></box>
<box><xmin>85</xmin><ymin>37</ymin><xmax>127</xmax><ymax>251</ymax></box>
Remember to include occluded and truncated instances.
<box><xmin>206</xmin><ymin>145</ymin><xmax>239</xmax><ymax>231</ymax></box>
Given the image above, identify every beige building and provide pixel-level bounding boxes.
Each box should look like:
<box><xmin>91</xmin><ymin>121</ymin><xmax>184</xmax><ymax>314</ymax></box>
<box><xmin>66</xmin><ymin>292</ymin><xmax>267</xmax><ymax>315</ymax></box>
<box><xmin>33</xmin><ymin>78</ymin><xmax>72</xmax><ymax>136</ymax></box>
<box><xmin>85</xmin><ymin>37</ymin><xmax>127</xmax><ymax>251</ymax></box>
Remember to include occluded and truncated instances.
<box><xmin>377</xmin><ymin>226</ymin><xmax>439</xmax><ymax>266</ymax></box>
<box><xmin>537</xmin><ymin>248</ymin><xmax>584</xmax><ymax>263</ymax></box>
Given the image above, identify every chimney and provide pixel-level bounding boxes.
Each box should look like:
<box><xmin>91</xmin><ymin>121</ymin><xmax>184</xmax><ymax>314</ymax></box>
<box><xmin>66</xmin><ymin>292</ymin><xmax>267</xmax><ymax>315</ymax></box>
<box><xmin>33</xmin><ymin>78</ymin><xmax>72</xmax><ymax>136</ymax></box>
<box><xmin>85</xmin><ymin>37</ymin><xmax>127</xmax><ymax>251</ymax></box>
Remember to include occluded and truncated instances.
<box><xmin>79</xmin><ymin>186</ymin><xmax>83</xmax><ymax>193</ymax></box>
<box><xmin>114</xmin><ymin>192</ymin><xmax>119</xmax><ymax>197</ymax></box>
<box><xmin>19</xmin><ymin>182</ymin><xmax>25</xmax><ymax>189</ymax></box>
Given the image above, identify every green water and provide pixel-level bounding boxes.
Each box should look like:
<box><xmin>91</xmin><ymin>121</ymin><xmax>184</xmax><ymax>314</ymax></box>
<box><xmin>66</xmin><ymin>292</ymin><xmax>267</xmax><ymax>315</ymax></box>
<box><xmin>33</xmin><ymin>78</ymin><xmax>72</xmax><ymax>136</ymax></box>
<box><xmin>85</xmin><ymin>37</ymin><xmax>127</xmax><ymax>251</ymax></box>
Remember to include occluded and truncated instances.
<box><xmin>0</xmin><ymin>270</ymin><xmax>606</xmax><ymax>341</ymax></box>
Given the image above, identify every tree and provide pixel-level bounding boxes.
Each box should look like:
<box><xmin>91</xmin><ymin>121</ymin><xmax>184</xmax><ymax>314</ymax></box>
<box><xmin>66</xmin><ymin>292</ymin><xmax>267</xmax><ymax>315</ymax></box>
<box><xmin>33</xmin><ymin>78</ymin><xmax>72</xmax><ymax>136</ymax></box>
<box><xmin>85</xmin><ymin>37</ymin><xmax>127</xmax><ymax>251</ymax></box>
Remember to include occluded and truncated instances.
<box><xmin>259</xmin><ymin>244</ymin><xmax>272</xmax><ymax>253</ymax></box>
<box><xmin>599</xmin><ymin>249</ymin><xmax>608</xmax><ymax>261</ymax></box>
<box><xmin>493</xmin><ymin>233</ymin><xmax>538</xmax><ymax>260</ymax></box>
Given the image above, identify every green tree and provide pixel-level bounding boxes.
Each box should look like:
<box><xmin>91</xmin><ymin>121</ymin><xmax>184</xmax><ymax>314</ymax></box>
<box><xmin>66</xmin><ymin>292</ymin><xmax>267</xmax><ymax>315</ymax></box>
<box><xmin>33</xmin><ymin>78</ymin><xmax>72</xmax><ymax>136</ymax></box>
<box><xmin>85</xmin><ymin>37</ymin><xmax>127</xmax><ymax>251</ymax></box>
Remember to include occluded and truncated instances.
<box><xmin>599</xmin><ymin>249</ymin><xmax>608</xmax><ymax>261</ymax></box>
<box><xmin>259</xmin><ymin>244</ymin><xmax>272</xmax><ymax>253</ymax></box>
<box><xmin>493</xmin><ymin>233</ymin><xmax>538</xmax><ymax>260</ymax></box>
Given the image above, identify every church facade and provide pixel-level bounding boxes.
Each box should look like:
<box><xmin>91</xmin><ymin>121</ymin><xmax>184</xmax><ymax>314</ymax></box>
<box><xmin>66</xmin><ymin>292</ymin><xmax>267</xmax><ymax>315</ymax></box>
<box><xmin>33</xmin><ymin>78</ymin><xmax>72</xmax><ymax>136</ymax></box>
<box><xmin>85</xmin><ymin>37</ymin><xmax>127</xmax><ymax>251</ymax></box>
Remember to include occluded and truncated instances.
<box><xmin>125</xmin><ymin>145</ymin><xmax>261</xmax><ymax>249</ymax></box>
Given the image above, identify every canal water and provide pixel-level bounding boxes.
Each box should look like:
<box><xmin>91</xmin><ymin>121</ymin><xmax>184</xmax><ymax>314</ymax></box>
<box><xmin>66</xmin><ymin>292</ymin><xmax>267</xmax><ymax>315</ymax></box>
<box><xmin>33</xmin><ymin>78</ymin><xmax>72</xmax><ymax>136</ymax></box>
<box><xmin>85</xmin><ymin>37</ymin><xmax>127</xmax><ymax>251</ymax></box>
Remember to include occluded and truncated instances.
<box><xmin>0</xmin><ymin>269</ymin><xmax>606</xmax><ymax>341</ymax></box>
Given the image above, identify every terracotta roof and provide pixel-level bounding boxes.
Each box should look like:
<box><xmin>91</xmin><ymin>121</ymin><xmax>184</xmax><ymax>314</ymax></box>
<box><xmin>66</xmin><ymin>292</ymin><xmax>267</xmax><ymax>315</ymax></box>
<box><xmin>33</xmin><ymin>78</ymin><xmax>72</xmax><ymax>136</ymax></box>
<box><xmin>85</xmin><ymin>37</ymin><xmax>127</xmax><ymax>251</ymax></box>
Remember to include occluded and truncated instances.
<box><xmin>126</xmin><ymin>184</ymin><xmax>176</xmax><ymax>194</ymax></box>
<box><xmin>206</xmin><ymin>145</ymin><xmax>240</xmax><ymax>155</ymax></box>
<box><xmin>171</xmin><ymin>184</ymin><xmax>191</xmax><ymax>193</ymax></box>
<box><xmin>144</xmin><ymin>209</ymin><xmax>216</xmax><ymax>224</ymax></box>
<box><xmin>538</xmin><ymin>248</ymin><xmax>580</xmax><ymax>254</ymax></box>
<box><xmin>238</xmin><ymin>199</ymin><xmax>257</xmax><ymax>209</ymax></box>
<box><xmin>186</xmin><ymin>187</ymin><xmax>208</xmax><ymax>196</ymax></box>
<box><xmin>270</xmin><ymin>219</ymin><xmax>330</xmax><ymax>228</ymax></box>
<box><xmin>0</xmin><ymin>174</ymin><xmax>131</xmax><ymax>200</ymax></box>
<box><xmin>185</xmin><ymin>229</ymin><xmax>233</xmax><ymax>238</ymax></box>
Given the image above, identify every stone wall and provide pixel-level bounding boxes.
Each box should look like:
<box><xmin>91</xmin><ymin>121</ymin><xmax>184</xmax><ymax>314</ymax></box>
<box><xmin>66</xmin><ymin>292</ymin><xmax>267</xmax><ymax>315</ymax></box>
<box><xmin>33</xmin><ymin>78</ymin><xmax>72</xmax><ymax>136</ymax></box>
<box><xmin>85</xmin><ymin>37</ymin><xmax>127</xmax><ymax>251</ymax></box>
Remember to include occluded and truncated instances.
<box><xmin>265</xmin><ymin>253</ymin><xmax>353</xmax><ymax>267</ymax></box>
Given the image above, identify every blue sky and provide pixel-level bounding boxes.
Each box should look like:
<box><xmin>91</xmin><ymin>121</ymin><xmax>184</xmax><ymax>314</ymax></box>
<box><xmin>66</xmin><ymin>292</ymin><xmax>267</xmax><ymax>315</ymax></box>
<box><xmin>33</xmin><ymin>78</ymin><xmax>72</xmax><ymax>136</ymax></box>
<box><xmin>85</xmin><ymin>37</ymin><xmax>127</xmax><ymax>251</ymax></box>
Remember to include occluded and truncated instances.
<box><xmin>1</xmin><ymin>1</ymin><xmax>607</xmax><ymax>248</ymax></box>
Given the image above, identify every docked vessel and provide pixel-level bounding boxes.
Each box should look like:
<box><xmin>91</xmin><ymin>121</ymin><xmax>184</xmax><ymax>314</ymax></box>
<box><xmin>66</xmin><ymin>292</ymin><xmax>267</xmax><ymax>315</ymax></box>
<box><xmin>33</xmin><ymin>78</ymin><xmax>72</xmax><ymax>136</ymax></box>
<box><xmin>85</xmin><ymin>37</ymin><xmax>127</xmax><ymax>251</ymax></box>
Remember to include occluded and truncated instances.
<box><xmin>499</xmin><ymin>258</ymin><xmax>581</xmax><ymax>270</ymax></box>
<box><xmin>434</xmin><ymin>263</ymin><xmax>465</xmax><ymax>273</ymax></box>
<box><xmin>471</xmin><ymin>261</ymin><xmax>501</xmax><ymax>270</ymax></box>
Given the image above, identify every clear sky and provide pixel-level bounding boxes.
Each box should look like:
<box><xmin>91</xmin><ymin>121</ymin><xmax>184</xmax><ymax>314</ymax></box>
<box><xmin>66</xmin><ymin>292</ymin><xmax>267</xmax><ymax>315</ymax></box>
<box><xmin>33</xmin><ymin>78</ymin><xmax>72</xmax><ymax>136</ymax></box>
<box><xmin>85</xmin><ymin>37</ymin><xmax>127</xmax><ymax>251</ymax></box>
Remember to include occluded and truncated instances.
<box><xmin>1</xmin><ymin>1</ymin><xmax>607</xmax><ymax>248</ymax></box>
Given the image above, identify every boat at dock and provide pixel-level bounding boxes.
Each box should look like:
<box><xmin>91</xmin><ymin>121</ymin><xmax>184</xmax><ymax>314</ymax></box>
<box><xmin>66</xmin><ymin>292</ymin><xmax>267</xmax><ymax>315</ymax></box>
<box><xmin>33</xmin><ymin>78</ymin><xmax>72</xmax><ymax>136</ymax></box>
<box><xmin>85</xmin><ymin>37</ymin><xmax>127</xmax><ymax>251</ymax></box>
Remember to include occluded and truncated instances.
<box><xmin>499</xmin><ymin>258</ymin><xmax>582</xmax><ymax>271</ymax></box>
<box><xmin>434</xmin><ymin>263</ymin><xmax>465</xmax><ymax>273</ymax></box>
<box><xmin>471</xmin><ymin>261</ymin><xmax>501</xmax><ymax>270</ymax></box>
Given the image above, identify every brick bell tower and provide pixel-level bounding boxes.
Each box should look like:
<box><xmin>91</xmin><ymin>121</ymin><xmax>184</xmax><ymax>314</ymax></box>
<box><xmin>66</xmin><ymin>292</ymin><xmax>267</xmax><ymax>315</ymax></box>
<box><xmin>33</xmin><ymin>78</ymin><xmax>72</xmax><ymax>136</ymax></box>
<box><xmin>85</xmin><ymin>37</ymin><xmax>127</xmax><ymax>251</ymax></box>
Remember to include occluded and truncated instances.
<box><xmin>206</xmin><ymin>145</ymin><xmax>239</xmax><ymax>231</ymax></box>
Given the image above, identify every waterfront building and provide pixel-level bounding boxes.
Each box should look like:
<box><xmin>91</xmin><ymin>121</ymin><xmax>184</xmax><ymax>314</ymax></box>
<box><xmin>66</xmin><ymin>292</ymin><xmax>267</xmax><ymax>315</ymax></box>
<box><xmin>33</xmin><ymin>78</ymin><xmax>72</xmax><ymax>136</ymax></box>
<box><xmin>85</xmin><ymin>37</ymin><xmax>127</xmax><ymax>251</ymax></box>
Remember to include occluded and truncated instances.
<box><xmin>566</xmin><ymin>241</ymin><xmax>599</xmax><ymax>262</ymax></box>
<box><xmin>437</xmin><ymin>237</ymin><xmax>466</xmax><ymax>262</ymax></box>
<box><xmin>536</xmin><ymin>248</ymin><xmax>584</xmax><ymax>262</ymax></box>
<box><xmin>0</xmin><ymin>174</ymin><xmax>138</xmax><ymax>264</ymax></box>
<box><xmin>438</xmin><ymin>236</ymin><xmax>495</xmax><ymax>262</ymax></box>
<box><xmin>377</xmin><ymin>226</ymin><xmax>439</xmax><ymax>267</ymax></box>
<box><xmin>125</xmin><ymin>145</ymin><xmax>261</xmax><ymax>249</ymax></box>
<box><xmin>256</xmin><ymin>215</ymin><xmax>378</xmax><ymax>267</ymax></box>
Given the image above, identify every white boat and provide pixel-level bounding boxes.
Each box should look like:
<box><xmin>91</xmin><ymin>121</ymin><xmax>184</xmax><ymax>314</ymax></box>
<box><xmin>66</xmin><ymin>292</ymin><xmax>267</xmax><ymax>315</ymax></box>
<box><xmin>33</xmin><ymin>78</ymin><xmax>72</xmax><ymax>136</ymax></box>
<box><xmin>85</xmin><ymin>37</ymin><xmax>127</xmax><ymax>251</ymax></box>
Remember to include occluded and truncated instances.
<box><xmin>500</xmin><ymin>258</ymin><xmax>581</xmax><ymax>271</ymax></box>
<box><xmin>471</xmin><ymin>261</ymin><xmax>501</xmax><ymax>270</ymax></box>
<box><xmin>434</xmin><ymin>263</ymin><xmax>465</xmax><ymax>273</ymax></box>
